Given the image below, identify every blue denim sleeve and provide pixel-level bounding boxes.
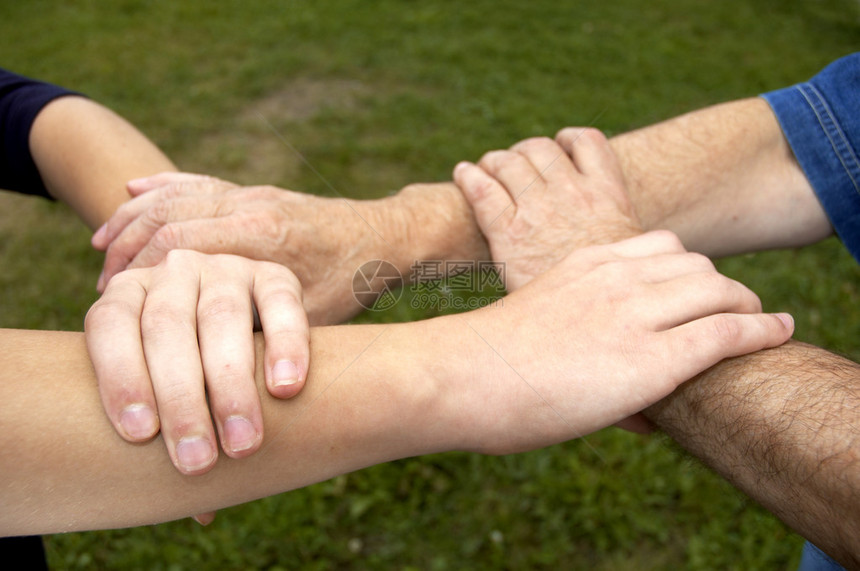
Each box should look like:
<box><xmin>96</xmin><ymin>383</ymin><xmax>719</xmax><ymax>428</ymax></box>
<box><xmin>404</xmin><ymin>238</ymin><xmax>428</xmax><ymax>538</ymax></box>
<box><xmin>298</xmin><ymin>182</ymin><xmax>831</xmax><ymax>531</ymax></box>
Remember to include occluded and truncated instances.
<box><xmin>0</xmin><ymin>68</ymin><xmax>80</xmax><ymax>198</ymax></box>
<box><xmin>761</xmin><ymin>53</ymin><xmax>860</xmax><ymax>263</ymax></box>
<box><xmin>797</xmin><ymin>541</ymin><xmax>846</xmax><ymax>571</ymax></box>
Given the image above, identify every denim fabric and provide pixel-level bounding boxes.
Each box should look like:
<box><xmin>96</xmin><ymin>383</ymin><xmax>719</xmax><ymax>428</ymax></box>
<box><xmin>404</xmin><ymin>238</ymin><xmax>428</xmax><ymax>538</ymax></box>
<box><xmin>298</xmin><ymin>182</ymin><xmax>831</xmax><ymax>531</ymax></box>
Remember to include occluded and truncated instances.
<box><xmin>762</xmin><ymin>53</ymin><xmax>860</xmax><ymax>263</ymax></box>
<box><xmin>763</xmin><ymin>53</ymin><xmax>859</xmax><ymax>571</ymax></box>
<box><xmin>797</xmin><ymin>541</ymin><xmax>846</xmax><ymax>571</ymax></box>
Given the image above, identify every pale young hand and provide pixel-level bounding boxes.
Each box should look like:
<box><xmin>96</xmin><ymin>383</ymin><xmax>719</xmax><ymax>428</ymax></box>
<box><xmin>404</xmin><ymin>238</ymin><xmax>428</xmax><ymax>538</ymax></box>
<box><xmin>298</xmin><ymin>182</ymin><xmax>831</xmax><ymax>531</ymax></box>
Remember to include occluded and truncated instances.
<box><xmin>453</xmin><ymin>128</ymin><xmax>772</xmax><ymax>434</ymax></box>
<box><xmin>85</xmin><ymin>250</ymin><xmax>309</xmax><ymax>475</ymax></box>
<box><xmin>457</xmin><ymin>231</ymin><xmax>795</xmax><ymax>454</ymax></box>
<box><xmin>91</xmin><ymin>172</ymin><xmax>388</xmax><ymax>325</ymax></box>
<box><xmin>453</xmin><ymin>128</ymin><xmax>642</xmax><ymax>292</ymax></box>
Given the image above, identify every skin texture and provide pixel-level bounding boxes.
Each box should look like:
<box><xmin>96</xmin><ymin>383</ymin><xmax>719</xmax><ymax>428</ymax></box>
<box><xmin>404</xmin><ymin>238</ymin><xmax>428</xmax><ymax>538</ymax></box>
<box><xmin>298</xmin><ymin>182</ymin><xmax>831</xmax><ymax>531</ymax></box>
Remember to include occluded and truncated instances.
<box><xmin>15</xmin><ymin>91</ymin><xmax>311</xmax><ymax>475</ymax></box>
<box><xmin>2</xmin><ymin>232</ymin><xmax>793</xmax><ymax>536</ymax></box>
<box><xmin>85</xmin><ymin>251</ymin><xmax>309</xmax><ymax>474</ymax></box>
<box><xmin>92</xmin><ymin>174</ymin><xmax>487</xmax><ymax>325</ymax></box>
<box><xmin>14</xmin><ymin>87</ymin><xmax>853</xmax><ymax>563</ymax></box>
<box><xmin>453</xmin><ymin>128</ymin><xmax>643</xmax><ymax>290</ymax></box>
<box><xmin>645</xmin><ymin>342</ymin><xmax>860</xmax><ymax>569</ymax></box>
<box><xmin>29</xmin><ymin>95</ymin><xmax>177</xmax><ymax>229</ymax></box>
<box><xmin>91</xmin><ymin>98</ymin><xmax>827</xmax><ymax>294</ymax></box>
<box><xmin>452</xmin><ymin>127</ymin><xmax>859</xmax><ymax>568</ymax></box>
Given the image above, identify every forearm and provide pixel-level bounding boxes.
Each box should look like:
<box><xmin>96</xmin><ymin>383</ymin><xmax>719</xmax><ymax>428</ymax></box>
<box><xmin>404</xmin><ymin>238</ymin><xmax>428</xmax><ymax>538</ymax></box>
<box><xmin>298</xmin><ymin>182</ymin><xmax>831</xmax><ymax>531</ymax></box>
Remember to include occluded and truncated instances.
<box><xmin>29</xmin><ymin>96</ymin><xmax>176</xmax><ymax>229</ymax></box>
<box><xmin>645</xmin><ymin>341</ymin><xmax>860</xmax><ymax>568</ymax></box>
<box><xmin>0</xmin><ymin>324</ymin><xmax>454</xmax><ymax>535</ymax></box>
<box><xmin>388</xmin><ymin>99</ymin><xmax>828</xmax><ymax>267</ymax></box>
<box><xmin>611</xmin><ymin>98</ymin><xmax>831</xmax><ymax>256</ymax></box>
<box><xmin>367</xmin><ymin>181</ymin><xmax>490</xmax><ymax>281</ymax></box>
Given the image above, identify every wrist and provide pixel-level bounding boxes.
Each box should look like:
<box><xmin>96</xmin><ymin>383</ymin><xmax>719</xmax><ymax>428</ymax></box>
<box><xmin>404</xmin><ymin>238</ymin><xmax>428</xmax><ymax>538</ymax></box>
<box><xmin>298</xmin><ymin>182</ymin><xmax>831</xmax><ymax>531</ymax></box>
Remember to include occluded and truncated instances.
<box><xmin>377</xmin><ymin>182</ymin><xmax>490</xmax><ymax>281</ymax></box>
<box><xmin>322</xmin><ymin>319</ymin><xmax>467</xmax><ymax>457</ymax></box>
<box><xmin>415</xmin><ymin>307</ymin><xmax>564</xmax><ymax>456</ymax></box>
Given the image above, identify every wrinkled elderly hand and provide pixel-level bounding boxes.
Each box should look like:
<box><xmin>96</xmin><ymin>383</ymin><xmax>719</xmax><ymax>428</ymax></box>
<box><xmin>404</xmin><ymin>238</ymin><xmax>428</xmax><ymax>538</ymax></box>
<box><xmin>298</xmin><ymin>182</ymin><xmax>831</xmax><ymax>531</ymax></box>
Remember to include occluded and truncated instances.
<box><xmin>91</xmin><ymin>173</ymin><xmax>393</xmax><ymax>325</ymax></box>
<box><xmin>454</xmin><ymin>128</ymin><xmax>642</xmax><ymax>292</ymax></box>
<box><xmin>85</xmin><ymin>250</ymin><xmax>309</xmax><ymax>475</ymax></box>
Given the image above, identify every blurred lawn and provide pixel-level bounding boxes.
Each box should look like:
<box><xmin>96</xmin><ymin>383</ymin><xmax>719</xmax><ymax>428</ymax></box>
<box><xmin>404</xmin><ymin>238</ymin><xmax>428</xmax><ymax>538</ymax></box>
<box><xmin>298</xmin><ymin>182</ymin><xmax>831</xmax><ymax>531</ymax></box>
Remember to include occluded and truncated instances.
<box><xmin>1</xmin><ymin>0</ymin><xmax>859</xmax><ymax>569</ymax></box>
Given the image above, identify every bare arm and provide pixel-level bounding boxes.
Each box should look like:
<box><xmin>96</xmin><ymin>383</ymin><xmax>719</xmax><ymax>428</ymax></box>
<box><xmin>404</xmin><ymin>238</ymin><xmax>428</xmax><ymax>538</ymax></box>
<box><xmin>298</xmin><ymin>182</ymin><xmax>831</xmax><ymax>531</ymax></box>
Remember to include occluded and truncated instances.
<box><xmin>453</xmin><ymin>129</ymin><xmax>857</xmax><ymax>566</ymax></box>
<box><xmin>610</xmin><ymin>97</ymin><xmax>831</xmax><ymax>256</ymax></box>
<box><xmin>29</xmin><ymin>95</ymin><xmax>176</xmax><ymax>229</ymax></box>
<box><xmin>644</xmin><ymin>342</ymin><xmax>860</xmax><ymax>569</ymax></box>
<box><xmin>1</xmin><ymin>233</ymin><xmax>791</xmax><ymax>536</ymax></box>
<box><xmin>391</xmin><ymin>98</ymin><xmax>829</xmax><ymax>261</ymax></box>
<box><xmin>0</xmin><ymin>325</ymin><xmax>444</xmax><ymax>534</ymax></box>
<box><xmin>92</xmin><ymin>97</ymin><xmax>827</xmax><ymax>323</ymax></box>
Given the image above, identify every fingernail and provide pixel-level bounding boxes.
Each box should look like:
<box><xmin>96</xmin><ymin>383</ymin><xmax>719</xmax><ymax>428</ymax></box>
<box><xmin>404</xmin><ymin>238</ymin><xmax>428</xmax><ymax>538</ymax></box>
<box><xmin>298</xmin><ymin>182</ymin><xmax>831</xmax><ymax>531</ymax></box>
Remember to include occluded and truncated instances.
<box><xmin>92</xmin><ymin>223</ymin><xmax>107</xmax><ymax>245</ymax></box>
<box><xmin>223</xmin><ymin>416</ymin><xmax>260</xmax><ymax>453</ymax></box>
<box><xmin>176</xmin><ymin>436</ymin><xmax>216</xmax><ymax>472</ymax></box>
<box><xmin>119</xmin><ymin>403</ymin><xmax>158</xmax><ymax>440</ymax></box>
<box><xmin>776</xmin><ymin>312</ymin><xmax>794</xmax><ymax>330</ymax></box>
<box><xmin>127</xmin><ymin>176</ymin><xmax>148</xmax><ymax>188</ymax></box>
<box><xmin>96</xmin><ymin>270</ymin><xmax>105</xmax><ymax>292</ymax></box>
<box><xmin>193</xmin><ymin>512</ymin><xmax>216</xmax><ymax>526</ymax></box>
<box><xmin>272</xmin><ymin>359</ymin><xmax>300</xmax><ymax>387</ymax></box>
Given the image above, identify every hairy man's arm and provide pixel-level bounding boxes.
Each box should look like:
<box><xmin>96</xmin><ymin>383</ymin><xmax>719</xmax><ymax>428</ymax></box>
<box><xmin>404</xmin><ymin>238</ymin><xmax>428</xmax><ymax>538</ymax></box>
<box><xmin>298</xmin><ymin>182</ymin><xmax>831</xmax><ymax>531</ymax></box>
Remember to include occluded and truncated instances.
<box><xmin>645</xmin><ymin>341</ymin><xmax>860</xmax><ymax>568</ymax></box>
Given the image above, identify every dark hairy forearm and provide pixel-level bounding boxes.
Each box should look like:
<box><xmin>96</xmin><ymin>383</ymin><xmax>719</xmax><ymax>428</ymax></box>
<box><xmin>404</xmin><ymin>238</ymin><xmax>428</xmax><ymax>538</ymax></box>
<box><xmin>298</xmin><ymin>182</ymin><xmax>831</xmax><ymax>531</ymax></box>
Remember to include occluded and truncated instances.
<box><xmin>645</xmin><ymin>341</ymin><xmax>860</xmax><ymax>568</ymax></box>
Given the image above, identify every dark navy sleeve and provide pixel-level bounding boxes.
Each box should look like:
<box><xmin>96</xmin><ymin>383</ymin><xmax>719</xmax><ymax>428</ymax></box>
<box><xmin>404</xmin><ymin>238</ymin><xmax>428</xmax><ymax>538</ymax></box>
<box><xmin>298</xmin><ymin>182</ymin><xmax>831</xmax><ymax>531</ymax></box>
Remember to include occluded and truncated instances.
<box><xmin>0</xmin><ymin>68</ymin><xmax>81</xmax><ymax>198</ymax></box>
<box><xmin>761</xmin><ymin>53</ymin><xmax>860</xmax><ymax>263</ymax></box>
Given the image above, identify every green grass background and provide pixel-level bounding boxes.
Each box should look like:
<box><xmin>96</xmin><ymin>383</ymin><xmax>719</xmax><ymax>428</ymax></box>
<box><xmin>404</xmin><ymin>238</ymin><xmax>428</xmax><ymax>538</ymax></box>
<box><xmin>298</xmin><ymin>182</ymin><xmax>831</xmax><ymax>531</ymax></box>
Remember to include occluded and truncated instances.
<box><xmin>1</xmin><ymin>0</ymin><xmax>859</xmax><ymax>568</ymax></box>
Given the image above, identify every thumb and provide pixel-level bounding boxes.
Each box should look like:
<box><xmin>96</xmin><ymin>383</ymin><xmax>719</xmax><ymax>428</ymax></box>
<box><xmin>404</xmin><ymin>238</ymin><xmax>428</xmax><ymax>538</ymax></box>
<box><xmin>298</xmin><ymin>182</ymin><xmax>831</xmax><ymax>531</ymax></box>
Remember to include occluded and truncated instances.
<box><xmin>453</xmin><ymin>161</ymin><xmax>515</xmax><ymax>238</ymax></box>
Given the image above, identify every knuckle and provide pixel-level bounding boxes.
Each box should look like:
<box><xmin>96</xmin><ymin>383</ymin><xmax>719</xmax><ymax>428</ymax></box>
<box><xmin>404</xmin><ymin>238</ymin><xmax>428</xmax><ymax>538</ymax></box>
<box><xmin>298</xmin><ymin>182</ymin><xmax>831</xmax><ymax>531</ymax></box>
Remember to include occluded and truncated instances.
<box><xmin>466</xmin><ymin>173</ymin><xmax>499</xmax><ymax>201</ymax></box>
<box><xmin>162</xmin><ymin>183</ymin><xmax>187</xmax><ymax>199</ymax></box>
<box><xmin>684</xmin><ymin>251</ymin><xmax>716</xmax><ymax>272</ymax></box>
<box><xmin>648</xmin><ymin>229</ymin><xmax>685</xmax><ymax>252</ymax></box>
<box><xmin>514</xmin><ymin>136</ymin><xmax>554</xmax><ymax>153</ymax></box>
<box><xmin>164</xmin><ymin>414</ymin><xmax>206</xmax><ymax>437</ymax></box>
<box><xmin>161</xmin><ymin>248</ymin><xmax>195</xmax><ymax>266</ymax></box>
<box><xmin>141</xmin><ymin>303</ymin><xmax>194</xmax><ymax>335</ymax></box>
<box><xmin>574</xmin><ymin>127</ymin><xmax>606</xmax><ymax>145</ymax></box>
<box><xmin>257</xmin><ymin>260</ymin><xmax>301</xmax><ymax>287</ymax></box>
<box><xmin>86</xmin><ymin>279</ymin><xmax>146</xmax><ymax>327</ymax></box>
<box><xmin>147</xmin><ymin>199</ymin><xmax>176</xmax><ymax>223</ymax></box>
<box><xmin>556</xmin><ymin>127</ymin><xmax>586</xmax><ymax>143</ymax></box>
<box><xmin>207</xmin><ymin>359</ymin><xmax>254</xmax><ymax>389</ymax></box>
<box><xmin>478</xmin><ymin>149</ymin><xmax>511</xmax><ymax>170</ymax></box>
<box><xmin>151</xmin><ymin>226</ymin><xmax>187</xmax><ymax>253</ymax></box>
<box><xmin>698</xmin><ymin>271</ymin><xmax>732</xmax><ymax>299</ymax></box>
<box><xmin>85</xmin><ymin>299</ymin><xmax>119</xmax><ymax>330</ymax></box>
<box><xmin>198</xmin><ymin>294</ymin><xmax>248</xmax><ymax>323</ymax></box>
<box><xmin>711</xmin><ymin>315</ymin><xmax>744</xmax><ymax>346</ymax></box>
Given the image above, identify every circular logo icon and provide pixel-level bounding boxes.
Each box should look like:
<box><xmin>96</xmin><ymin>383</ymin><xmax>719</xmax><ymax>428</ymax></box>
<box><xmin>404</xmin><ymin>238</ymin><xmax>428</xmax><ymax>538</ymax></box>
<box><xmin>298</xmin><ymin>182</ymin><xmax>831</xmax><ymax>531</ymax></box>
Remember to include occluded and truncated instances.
<box><xmin>352</xmin><ymin>260</ymin><xmax>403</xmax><ymax>311</ymax></box>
